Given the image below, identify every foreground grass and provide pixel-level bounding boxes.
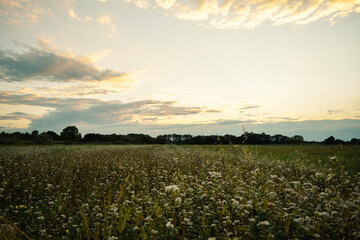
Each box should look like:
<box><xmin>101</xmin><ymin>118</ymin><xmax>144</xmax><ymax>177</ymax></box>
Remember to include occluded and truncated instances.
<box><xmin>0</xmin><ymin>145</ymin><xmax>359</xmax><ymax>239</ymax></box>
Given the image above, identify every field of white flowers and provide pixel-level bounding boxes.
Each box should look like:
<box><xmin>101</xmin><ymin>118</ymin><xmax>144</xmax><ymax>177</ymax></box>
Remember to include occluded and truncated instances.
<box><xmin>0</xmin><ymin>145</ymin><xmax>359</xmax><ymax>239</ymax></box>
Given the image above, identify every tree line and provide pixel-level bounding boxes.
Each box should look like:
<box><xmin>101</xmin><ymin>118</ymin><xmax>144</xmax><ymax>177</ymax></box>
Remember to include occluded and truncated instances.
<box><xmin>0</xmin><ymin>126</ymin><xmax>359</xmax><ymax>145</ymax></box>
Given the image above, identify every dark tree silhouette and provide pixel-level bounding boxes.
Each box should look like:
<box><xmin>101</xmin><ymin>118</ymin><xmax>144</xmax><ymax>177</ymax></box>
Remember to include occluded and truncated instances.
<box><xmin>60</xmin><ymin>126</ymin><xmax>82</xmax><ymax>142</ymax></box>
<box><xmin>35</xmin><ymin>132</ymin><xmax>53</xmax><ymax>144</ymax></box>
<box><xmin>324</xmin><ymin>136</ymin><xmax>336</xmax><ymax>144</ymax></box>
<box><xmin>46</xmin><ymin>131</ymin><xmax>60</xmax><ymax>141</ymax></box>
<box><xmin>31</xmin><ymin>130</ymin><xmax>39</xmax><ymax>140</ymax></box>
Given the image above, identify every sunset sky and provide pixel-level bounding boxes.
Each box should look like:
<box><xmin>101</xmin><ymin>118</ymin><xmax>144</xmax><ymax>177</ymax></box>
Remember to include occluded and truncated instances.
<box><xmin>0</xmin><ymin>0</ymin><xmax>359</xmax><ymax>140</ymax></box>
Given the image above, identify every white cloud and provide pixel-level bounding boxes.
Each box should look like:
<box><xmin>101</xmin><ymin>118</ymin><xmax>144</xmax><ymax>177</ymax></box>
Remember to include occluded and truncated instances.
<box><xmin>68</xmin><ymin>9</ymin><xmax>92</xmax><ymax>23</ymax></box>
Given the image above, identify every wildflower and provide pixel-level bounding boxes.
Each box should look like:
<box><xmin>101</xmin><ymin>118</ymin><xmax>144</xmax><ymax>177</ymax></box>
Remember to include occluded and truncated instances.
<box><xmin>318</xmin><ymin>212</ymin><xmax>330</xmax><ymax>218</ymax></box>
<box><xmin>208</xmin><ymin>171</ymin><xmax>221</xmax><ymax>178</ymax></box>
<box><xmin>316</xmin><ymin>172</ymin><xmax>323</xmax><ymax>178</ymax></box>
<box><xmin>107</xmin><ymin>237</ymin><xmax>118</xmax><ymax>240</ymax></box>
<box><xmin>133</xmin><ymin>226</ymin><xmax>139</xmax><ymax>231</ymax></box>
<box><xmin>257</xmin><ymin>221</ymin><xmax>270</xmax><ymax>227</ymax></box>
<box><xmin>165</xmin><ymin>185</ymin><xmax>179</xmax><ymax>193</ymax></box>
<box><xmin>166</xmin><ymin>221</ymin><xmax>174</xmax><ymax>229</ymax></box>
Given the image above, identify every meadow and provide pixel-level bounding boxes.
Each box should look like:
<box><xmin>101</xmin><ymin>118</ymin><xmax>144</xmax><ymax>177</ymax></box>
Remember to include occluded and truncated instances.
<box><xmin>0</xmin><ymin>144</ymin><xmax>359</xmax><ymax>239</ymax></box>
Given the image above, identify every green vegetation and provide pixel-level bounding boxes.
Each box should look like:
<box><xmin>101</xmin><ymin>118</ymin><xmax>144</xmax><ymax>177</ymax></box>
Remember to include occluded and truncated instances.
<box><xmin>1</xmin><ymin>145</ymin><xmax>359</xmax><ymax>239</ymax></box>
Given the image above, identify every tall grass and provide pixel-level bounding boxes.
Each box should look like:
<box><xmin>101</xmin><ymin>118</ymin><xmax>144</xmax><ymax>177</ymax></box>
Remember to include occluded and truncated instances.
<box><xmin>0</xmin><ymin>145</ymin><xmax>359</xmax><ymax>239</ymax></box>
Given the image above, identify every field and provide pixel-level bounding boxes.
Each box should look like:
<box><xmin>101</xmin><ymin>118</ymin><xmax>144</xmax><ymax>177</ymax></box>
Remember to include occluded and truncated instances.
<box><xmin>0</xmin><ymin>145</ymin><xmax>359</xmax><ymax>239</ymax></box>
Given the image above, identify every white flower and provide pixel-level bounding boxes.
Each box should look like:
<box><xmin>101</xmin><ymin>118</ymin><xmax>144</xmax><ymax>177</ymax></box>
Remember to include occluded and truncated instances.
<box><xmin>107</xmin><ymin>237</ymin><xmax>118</xmax><ymax>240</ymax></box>
<box><xmin>208</xmin><ymin>171</ymin><xmax>221</xmax><ymax>178</ymax></box>
<box><xmin>257</xmin><ymin>221</ymin><xmax>270</xmax><ymax>227</ymax></box>
<box><xmin>316</xmin><ymin>172</ymin><xmax>323</xmax><ymax>178</ymax></box>
<box><xmin>165</xmin><ymin>185</ymin><xmax>179</xmax><ymax>193</ymax></box>
<box><xmin>166</xmin><ymin>221</ymin><xmax>174</xmax><ymax>229</ymax></box>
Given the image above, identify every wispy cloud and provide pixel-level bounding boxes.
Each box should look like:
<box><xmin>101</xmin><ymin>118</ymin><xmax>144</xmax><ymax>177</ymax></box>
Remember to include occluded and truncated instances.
<box><xmin>125</xmin><ymin>0</ymin><xmax>360</xmax><ymax>28</ymax></box>
<box><xmin>97</xmin><ymin>15</ymin><xmax>117</xmax><ymax>36</ymax></box>
<box><xmin>0</xmin><ymin>40</ymin><xmax>132</xmax><ymax>85</ymax></box>
<box><xmin>328</xmin><ymin>109</ymin><xmax>344</xmax><ymax>114</ymax></box>
<box><xmin>0</xmin><ymin>90</ymin><xmax>103</xmax><ymax>110</ymax></box>
<box><xmin>0</xmin><ymin>0</ymin><xmax>44</xmax><ymax>26</ymax></box>
<box><xmin>239</xmin><ymin>104</ymin><xmax>260</xmax><ymax>110</ymax></box>
<box><xmin>0</xmin><ymin>112</ymin><xmax>37</xmax><ymax>120</ymax></box>
<box><xmin>213</xmin><ymin>119</ymin><xmax>255</xmax><ymax>125</ymax></box>
<box><xmin>35</xmin><ymin>84</ymin><xmax>118</xmax><ymax>97</ymax></box>
<box><xmin>68</xmin><ymin>9</ymin><xmax>92</xmax><ymax>23</ymax></box>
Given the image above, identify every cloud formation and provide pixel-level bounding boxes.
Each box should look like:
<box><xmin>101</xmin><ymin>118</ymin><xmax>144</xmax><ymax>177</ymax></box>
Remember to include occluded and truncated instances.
<box><xmin>68</xmin><ymin>9</ymin><xmax>92</xmax><ymax>23</ymax></box>
<box><xmin>0</xmin><ymin>0</ymin><xmax>44</xmax><ymax>26</ymax></box>
<box><xmin>328</xmin><ymin>109</ymin><xmax>343</xmax><ymax>114</ymax></box>
<box><xmin>0</xmin><ymin>112</ymin><xmax>36</xmax><ymax>120</ymax></box>
<box><xmin>126</xmin><ymin>0</ymin><xmax>360</xmax><ymax>28</ymax></box>
<box><xmin>0</xmin><ymin>41</ymin><xmax>132</xmax><ymax>84</ymax></box>
<box><xmin>98</xmin><ymin>15</ymin><xmax>117</xmax><ymax>35</ymax></box>
<box><xmin>239</xmin><ymin>104</ymin><xmax>260</xmax><ymax>110</ymax></box>
<box><xmin>0</xmin><ymin>90</ymin><xmax>219</xmax><ymax>130</ymax></box>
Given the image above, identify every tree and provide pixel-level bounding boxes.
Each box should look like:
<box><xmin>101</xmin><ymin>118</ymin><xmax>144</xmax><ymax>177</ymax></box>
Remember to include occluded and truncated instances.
<box><xmin>46</xmin><ymin>131</ymin><xmax>60</xmax><ymax>141</ymax></box>
<box><xmin>31</xmin><ymin>130</ymin><xmax>39</xmax><ymax>140</ymax></box>
<box><xmin>324</xmin><ymin>136</ymin><xmax>336</xmax><ymax>144</ymax></box>
<box><xmin>35</xmin><ymin>132</ymin><xmax>53</xmax><ymax>144</ymax></box>
<box><xmin>292</xmin><ymin>135</ymin><xmax>304</xmax><ymax>144</ymax></box>
<box><xmin>60</xmin><ymin>126</ymin><xmax>82</xmax><ymax>142</ymax></box>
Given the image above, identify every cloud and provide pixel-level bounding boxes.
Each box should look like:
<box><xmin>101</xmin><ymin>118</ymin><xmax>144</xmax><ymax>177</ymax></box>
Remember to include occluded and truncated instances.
<box><xmin>98</xmin><ymin>15</ymin><xmax>117</xmax><ymax>34</ymax></box>
<box><xmin>68</xmin><ymin>9</ymin><xmax>92</xmax><ymax>23</ymax></box>
<box><xmin>0</xmin><ymin>90</ymin><xmax>218</xmax><ymax>130</ymax></box>
<box><xmin>214</xmin><ymin>119</ymin><xmax>255</xmax><ymax>125</ymax></box>
<box><xmin>0</xmin><ymin>40</ymin><xmax>133</xmax><ymax>84</ymax></box>
<box><xmin>239</xmin><ymin>104</ymin><xmax>260</xmax><ymax>110</ymax></box>
<box><xmin>125</xmin><ymin>0</ymin><xmax>360</xmax><ymax>29</ymax></box>
<box><xmin>27</xmin><ymin>100</ymin><xmax>210</xmax><ymax>130</ymax></box>
<box><xmin>206</xmin><ymin>109</ymin><xmax>222</xmax><ymax>113</ymax></box>
<box><xmin>0</xmin><ymin>0</ymin><xmax>44</xmax><ymax>26</ymax></box>
<box><xmin>35</xmin><ymin>84</ymin><xmax>118</xmax><ymax>96</ymax></box>
<box><xmin>86</xmin><ymin>49</ymin><xmax>113</xmax><ymax>62</ymax></box>
<box><xmin>328</xmin><ymin>109</ymin><xmax>344</xmax><ymax>114</ymax></box>
<box><xmin>0</xmin><ymin>90</ymin><xmax>103</xmax><ymax>110</ymax></box>
<box><xmin>0</xmin><ymin>112</ymin><xmax>37</xmax><ymax>120</ymax></box>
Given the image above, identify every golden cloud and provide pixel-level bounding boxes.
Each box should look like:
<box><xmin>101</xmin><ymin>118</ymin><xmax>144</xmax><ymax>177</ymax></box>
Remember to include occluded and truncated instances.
<box><xmin>127</xmin><ymin>0</ymin><xmax>360</xmax><ymax>28</ymax></box>
<box><xmin>68</xmin><ymin>9</ymin><xmax>92</xmax><ymax>23</ymax></box>
<box><xmin>0</xmin><ymin>0</ymin><xmax>44</xmax><ymax>26</ymax></box>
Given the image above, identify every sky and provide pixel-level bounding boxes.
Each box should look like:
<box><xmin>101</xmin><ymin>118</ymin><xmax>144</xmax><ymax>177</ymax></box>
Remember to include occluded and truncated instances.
<box><xmin>0</xmin><ymin>0</ymin><xmax>359</xmax><ymax>141</ymax></box>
